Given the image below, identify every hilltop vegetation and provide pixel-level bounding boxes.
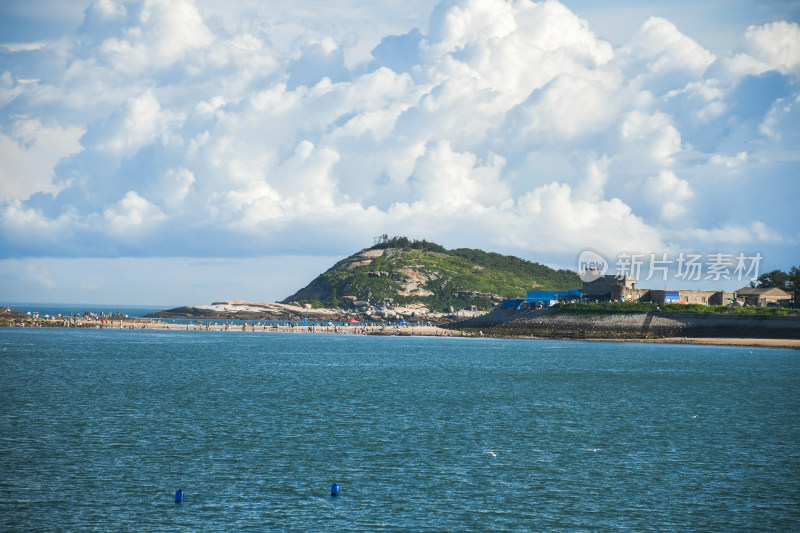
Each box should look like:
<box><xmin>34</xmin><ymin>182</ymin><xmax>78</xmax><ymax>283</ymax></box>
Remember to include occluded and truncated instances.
<box><xmin>283</xmin><ymin>236</ymin><xmax>580</xmax><ymax>312</ymax></box>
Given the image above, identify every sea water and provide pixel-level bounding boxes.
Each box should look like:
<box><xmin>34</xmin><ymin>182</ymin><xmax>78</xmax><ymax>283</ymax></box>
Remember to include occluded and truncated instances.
<box><xmin>1</xmin><ymin>328</ymin><xmax>798</xmax><ymax>532</ymax></box>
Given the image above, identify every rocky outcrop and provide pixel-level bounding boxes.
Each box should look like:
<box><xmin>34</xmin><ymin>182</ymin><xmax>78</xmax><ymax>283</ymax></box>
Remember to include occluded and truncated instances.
<box><xmin>146</xmin><ymin>301</ymin><xmax>337</xmax><ymax>321</ymax></box>
<box><xmin>144</xmin><ymin>300</ymin><xmax>467</xmax><ymax>323</ymax></box>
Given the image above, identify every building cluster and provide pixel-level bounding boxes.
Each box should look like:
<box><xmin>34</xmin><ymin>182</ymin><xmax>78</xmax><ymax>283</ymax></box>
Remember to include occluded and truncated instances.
<box><xmin>503</xmin><ymin>271</ymin><xmax>792</xmax><ymax>309</ymax></box>
<box><xmin>582</xmin><ymin>273</ymin><xmax>791</xmax><ymax>307</ymax></box>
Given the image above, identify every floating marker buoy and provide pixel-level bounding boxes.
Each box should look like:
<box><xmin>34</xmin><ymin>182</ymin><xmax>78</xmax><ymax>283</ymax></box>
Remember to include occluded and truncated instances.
<box><xmin>330</xmin><ymin>483</ymin><xmax>340</xmax><ymax>497</ymax></box>
<box><xmin>175</xmin><ymin>488</ymin><xmax>184</xmax><ymax>503</ymax></box>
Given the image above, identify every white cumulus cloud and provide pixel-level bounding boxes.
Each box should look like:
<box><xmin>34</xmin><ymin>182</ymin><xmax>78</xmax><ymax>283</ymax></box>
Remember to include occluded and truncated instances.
<box><xmin>0</xmin><ymin>0</ymin><xmax>797</xmax><ymax>286</ymax></box>
<box><xmin>103</xmin><ymin>191</ymin><xmax>166</xmax><ymax>235</ymax></box>
<box><xmin>643</xmin><ymin>170</ymin><xmax>694</xmax><ymax>222</ymax></box>
<box><xmin>93</xmin><ymin>89</ymin><xmax>179</xmax><ymax>157</ymax></box>
<box><xmin>745</xmin><ymin>21</ymin><xmax>800</xmax><ymax>75</ymax></box>
<box><xmin>0</xmin><ymin>118</ymin><xmax>83</xmax><ymax>201</ymax></box>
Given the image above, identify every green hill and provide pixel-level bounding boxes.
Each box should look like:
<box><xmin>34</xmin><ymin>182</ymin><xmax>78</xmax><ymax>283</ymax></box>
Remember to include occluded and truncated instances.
<box><xmin>282</xmin><ymin>237</ymin><xmax>581</xmax><ymax>312</ymax></box>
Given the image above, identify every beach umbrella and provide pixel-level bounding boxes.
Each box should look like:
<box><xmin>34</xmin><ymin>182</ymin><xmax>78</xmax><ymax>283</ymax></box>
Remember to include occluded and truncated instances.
<box><xmin>346</xmin><ymin>318</ymin><xmax>360</xmax><ymax>323</ymax></box>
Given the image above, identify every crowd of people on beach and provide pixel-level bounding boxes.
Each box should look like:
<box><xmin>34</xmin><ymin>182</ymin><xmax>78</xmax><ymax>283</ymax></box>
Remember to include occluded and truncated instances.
<box><xmin>154</xmin><ymin>320</ymin><xmax>463</xmax><ymax>336</ymax></box>
<box><xmin>136</xmin><ymin>319</ymin><xmax>466</xmax><ymax>336</ymax></box>
<box><xmin>2</xmin><ymin>307</ymin><xmax>469</xmax><ymax>336</ymax></box>
<box><xmin>4</xmin><ymin>308</ymin><xmax>134</xmax><ymax>328</ymax></box>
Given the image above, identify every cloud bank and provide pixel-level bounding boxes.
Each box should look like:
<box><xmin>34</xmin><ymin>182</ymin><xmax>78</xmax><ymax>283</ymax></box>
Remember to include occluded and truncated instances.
<box><xmin>1</xmin><ymin>0</ymin><xmax>798</xmax><ymax>301</ymax></box>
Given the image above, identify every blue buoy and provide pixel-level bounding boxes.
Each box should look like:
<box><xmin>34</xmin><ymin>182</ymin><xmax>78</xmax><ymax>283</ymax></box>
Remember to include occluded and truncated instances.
<box><xmin>175</xmin><ymin>488</ymin><xmax>184</xmax><ymax>503</ymax></box>
<box><xmin>330</xmin><ymin>483</ymin><xmax>340</xmax><ymax>497</ymax></box>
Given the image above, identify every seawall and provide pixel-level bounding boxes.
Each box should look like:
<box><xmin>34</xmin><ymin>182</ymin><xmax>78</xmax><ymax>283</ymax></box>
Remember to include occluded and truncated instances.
<box><xmin>450</xmin><ymin>309</ymin><xmax>800</xmax><ymax>340</ymax></box>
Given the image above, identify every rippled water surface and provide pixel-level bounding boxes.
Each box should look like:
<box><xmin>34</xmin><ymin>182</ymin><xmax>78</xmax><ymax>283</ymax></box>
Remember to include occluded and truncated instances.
<box><xmin>1</xmin><ymin>328</ymin><xmax>798</xmax><ymax>531</ymax></box>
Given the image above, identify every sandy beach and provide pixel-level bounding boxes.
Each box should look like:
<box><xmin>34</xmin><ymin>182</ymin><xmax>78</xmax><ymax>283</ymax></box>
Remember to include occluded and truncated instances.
<box><xmin>141</xmin><ymin>321</ymin><xmax>454</xmax><ymax>336</ymax></box>
<box><xmin>656</xmin><ymin>337</ymin><xmax>800</xmax><ymax>349</ymax></box>
<box><xmin>52</xmin><ymin>318</ymin><xmax>459</xmax><ymax>337</ymax></box>
<box><xmin>486</xmin><ymin>334</ymin><xmax>800</xmax><ymax>349</ymax></box>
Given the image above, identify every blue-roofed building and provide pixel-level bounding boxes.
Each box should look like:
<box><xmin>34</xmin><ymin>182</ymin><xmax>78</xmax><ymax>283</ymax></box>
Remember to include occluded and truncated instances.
<box><xmin>501</xmin><ymin>289</ymin><xmax>583</xmax><ymax>309</ymax></box>
<box><xmin>526</xmin><ymin>289</ymin><xmax>582</xmax><ymax>301</ymax></box>
<box><xmin>526</xmin><ymin>289</ymin><xmax>582</xmax><ymax>307</ymax></box>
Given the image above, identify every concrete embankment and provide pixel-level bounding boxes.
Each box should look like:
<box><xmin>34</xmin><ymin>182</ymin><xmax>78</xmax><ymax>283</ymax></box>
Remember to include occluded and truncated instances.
<box><xmin>451</xmin><ymin>309</ymin><xmax>800</xmax><ymax>340</ymax></box>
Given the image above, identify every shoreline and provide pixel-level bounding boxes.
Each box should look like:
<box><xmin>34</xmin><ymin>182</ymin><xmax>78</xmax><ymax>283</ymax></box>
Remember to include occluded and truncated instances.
<box><xmin>627</xmin><ymin>336</ymin><xmax>800</xmax><ymax>349</ymax></box>
<box><xmin>523</xmin><ymin>335</ymin><xmax>800</xmax><ymax>349</ymax></box>
<box><xmin>3</xmin><ymin>317</ymin><xmax>799</xmax><ymax>349</ymax></box>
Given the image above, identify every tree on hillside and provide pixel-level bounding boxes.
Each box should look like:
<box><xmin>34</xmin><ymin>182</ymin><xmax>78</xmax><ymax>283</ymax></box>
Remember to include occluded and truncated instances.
<box><xmin>751</xmin><ymin>266</ymin><xmax>800</xmax><ymax>297</ymax></box>
<box><xmin>752</xmin><ymin>269</ymin><xmax>790</xmax><ymax>290</ymax></box>
<box><xmin>789</xmin><ymin>266</ymin><xmax>800</xmax><ymax>297</ymax></box>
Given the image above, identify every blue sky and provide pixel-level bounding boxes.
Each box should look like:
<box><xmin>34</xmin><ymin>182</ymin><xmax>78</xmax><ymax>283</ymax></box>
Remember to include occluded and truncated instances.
<box><xmin>1</xmin><ymin>0</ymin><xmax>798</xmax><ymax>305</ymax></box>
